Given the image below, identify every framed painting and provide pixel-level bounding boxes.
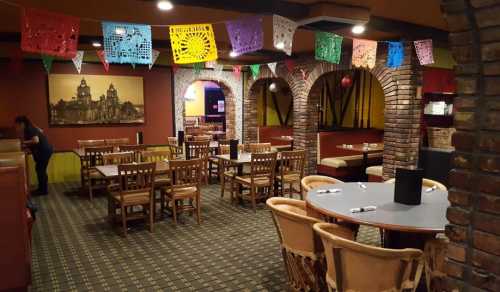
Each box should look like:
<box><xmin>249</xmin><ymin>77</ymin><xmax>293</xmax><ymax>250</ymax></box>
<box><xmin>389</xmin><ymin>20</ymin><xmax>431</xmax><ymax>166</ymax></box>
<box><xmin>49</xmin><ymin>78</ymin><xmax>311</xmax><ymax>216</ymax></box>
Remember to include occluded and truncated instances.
<box><xmin>48</xmin><ymin>74</ymin><xmax>144</xmax><ymax>125</ymax></box>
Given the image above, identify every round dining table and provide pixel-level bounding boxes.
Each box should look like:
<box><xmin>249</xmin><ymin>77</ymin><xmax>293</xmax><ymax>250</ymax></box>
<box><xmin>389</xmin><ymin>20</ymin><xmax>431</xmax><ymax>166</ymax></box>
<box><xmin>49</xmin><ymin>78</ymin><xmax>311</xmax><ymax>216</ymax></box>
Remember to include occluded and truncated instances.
<box><xmin>306</xmin><ymin>182</ymin><xmax>449</xmax><ymax>249</ymax></box>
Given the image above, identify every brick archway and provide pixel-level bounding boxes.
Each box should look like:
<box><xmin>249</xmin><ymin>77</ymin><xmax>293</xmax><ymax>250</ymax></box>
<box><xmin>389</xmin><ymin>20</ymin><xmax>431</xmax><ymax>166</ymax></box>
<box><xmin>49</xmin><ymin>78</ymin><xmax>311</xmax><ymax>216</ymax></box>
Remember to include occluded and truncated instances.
<box><xmin>244</xmin><ymin>66</ymin><xmax>295</xmax><ymax>143</ymax></box>
<box><xmin>299</xmin><ymin>45</ymin><xmax>421</xmax><ymax>176</ymax></box>
<box><xmin>174</xmin><ymin>68</ymin><xmax>243</xmax><ymax>141</ymax></box>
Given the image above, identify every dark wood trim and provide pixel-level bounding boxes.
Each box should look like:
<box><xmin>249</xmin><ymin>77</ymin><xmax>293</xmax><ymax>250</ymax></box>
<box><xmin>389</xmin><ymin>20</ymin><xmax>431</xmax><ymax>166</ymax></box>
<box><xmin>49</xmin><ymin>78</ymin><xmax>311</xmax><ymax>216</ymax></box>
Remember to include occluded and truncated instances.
<box><xmin>270</xmin><ymin>90</ymin><xmax>285</xmax><ymax>126</ymax></box>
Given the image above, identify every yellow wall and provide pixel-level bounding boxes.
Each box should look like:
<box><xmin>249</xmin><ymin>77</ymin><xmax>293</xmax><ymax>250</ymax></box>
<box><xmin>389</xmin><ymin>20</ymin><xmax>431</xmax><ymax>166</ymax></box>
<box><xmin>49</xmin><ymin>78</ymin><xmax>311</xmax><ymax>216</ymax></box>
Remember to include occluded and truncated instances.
<box><xmin>184</xmin><ymin>81</ymin><xmax>205</xmax><ymax>117</ymax></box>
<box><xmin>257</xmin><ymin>85</ymin><xmax>293</xmax><ymax>127</ymax></box>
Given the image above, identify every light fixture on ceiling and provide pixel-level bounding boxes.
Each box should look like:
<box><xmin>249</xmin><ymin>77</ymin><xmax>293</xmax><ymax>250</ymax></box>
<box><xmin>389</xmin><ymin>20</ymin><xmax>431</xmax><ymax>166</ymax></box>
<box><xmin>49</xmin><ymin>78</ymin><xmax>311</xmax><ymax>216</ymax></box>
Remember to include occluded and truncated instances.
<box><xmin>351</xmin><ymin>24</ymin><xmax>366</xmax><ymax>35</ymax></box>
<box><xmin>274</xmin><ymin>41</ymin><xmax>285</xmax><ymax>50</ymax></box>
<box><xmin>92</xmin><ymin>41</ymin><xmax>102</xmax><ymax>48</ymax></box>
<box><xmin>157</xmin><ymin>0</ymin><xmax>174</xmax><ymax>11</ymax></box>
<box><xmin>269</xmin><ymin>82</ymin><xmax>278</xmax><ymax>92</ymax></box>
<box><xmin>229</xmin><ymin>51</ymin><xmax>238</xmax><ymax>58</ymax></box>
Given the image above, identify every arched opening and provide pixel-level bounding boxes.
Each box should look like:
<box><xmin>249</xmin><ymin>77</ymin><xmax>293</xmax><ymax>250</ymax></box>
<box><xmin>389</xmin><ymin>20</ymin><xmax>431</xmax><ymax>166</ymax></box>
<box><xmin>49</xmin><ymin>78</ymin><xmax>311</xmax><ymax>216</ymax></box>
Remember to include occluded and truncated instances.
<box><xmin>244</xmin><ymin>77</ymin><xmax>293</xmax><ymax>145</ymax></box>
<box><xmin>179</xmin><ymin>79</ymin><xmax>237</xmax><ymax>139</ymax></box>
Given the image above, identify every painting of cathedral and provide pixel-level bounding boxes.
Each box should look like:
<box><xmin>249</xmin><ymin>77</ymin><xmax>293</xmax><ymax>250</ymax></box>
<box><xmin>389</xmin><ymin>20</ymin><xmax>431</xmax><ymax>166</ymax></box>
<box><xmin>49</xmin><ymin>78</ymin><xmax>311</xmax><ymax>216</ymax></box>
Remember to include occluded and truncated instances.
<box><xmin>48</xmin><ymin>74</ymin><xmax>144</xmax><ymax>125</ymax></box>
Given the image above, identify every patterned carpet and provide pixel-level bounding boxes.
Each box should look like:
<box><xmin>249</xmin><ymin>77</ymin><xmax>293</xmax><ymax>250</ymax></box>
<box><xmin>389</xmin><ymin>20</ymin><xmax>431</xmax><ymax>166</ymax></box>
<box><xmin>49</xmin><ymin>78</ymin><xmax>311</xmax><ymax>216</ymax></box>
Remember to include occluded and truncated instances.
<box><xmin>30</xmin><ymin>182</ymin><xmax>379</xmax><ymax>291</ymax></box>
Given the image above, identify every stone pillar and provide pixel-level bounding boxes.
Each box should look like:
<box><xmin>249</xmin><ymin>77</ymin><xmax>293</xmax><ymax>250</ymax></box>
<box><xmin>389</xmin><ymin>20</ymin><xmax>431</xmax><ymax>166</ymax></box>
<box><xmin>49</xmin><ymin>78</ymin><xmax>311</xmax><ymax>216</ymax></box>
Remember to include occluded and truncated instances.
<box><xmin>442</xmin><ymin>0</ymin><xmax>500</xmax><ymax>291</ymax></box>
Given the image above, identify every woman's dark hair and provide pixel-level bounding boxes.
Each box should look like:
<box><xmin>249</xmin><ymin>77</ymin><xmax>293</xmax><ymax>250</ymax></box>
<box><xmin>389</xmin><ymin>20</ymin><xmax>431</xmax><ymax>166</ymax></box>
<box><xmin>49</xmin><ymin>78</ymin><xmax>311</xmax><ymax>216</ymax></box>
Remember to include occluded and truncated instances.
<box><xmin>14</xmin><ymin>116</ymin><xmax>34</xmax><ymax>129</ymax></box>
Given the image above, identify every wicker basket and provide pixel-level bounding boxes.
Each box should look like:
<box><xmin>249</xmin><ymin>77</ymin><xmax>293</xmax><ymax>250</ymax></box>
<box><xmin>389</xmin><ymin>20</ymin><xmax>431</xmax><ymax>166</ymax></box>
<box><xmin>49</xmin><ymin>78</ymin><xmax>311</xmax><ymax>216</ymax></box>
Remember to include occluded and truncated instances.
<box><xmin>427</xmin><ymin>127</ymin><xmax>456</xmax><ymax>150</ymax></box>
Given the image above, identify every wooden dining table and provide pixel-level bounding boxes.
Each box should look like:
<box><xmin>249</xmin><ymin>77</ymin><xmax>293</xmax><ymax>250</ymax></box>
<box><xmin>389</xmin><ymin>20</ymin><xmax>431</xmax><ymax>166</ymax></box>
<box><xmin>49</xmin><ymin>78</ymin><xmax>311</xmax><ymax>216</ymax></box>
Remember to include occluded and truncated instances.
<box><xmin>95</xmin><ymin>161</ymin><xmax>170</xmax><ymax>178</ymax></box>
<box><xmin>306</xmin><ymin>182</ymin><xmax>449</xmax><ymax>249</ymax></box>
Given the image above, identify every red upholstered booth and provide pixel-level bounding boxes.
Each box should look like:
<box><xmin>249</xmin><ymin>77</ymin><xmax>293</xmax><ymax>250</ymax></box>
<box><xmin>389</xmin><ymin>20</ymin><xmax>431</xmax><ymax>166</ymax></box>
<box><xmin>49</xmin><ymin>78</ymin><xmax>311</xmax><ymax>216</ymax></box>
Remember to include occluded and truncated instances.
<box><xmin>258</xmin><ymin>126</ymin><xmax>293</xmax><ymax>146</ymax></box>
<box><xmin>317</xmin><ymin>129</ymin><xmax>384</xmax><ymax>180</ymax></box>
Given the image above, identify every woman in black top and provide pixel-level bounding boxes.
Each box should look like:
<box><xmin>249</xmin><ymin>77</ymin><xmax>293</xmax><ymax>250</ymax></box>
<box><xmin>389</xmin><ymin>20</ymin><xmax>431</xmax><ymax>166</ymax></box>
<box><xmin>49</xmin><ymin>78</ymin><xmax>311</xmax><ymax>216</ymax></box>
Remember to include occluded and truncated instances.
<box><xmin>14</xmin><ymin>116</ymin><xmax>53</xmax><ymax>196</ymax></box>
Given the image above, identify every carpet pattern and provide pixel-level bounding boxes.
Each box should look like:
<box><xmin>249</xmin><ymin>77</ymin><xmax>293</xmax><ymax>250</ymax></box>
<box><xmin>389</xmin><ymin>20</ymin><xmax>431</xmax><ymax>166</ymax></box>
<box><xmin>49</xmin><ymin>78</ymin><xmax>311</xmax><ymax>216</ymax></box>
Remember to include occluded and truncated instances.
<box><xmin>30</xmin><ymin>183</ymin><xmax>379</xmax><ymax>291</ymax></box>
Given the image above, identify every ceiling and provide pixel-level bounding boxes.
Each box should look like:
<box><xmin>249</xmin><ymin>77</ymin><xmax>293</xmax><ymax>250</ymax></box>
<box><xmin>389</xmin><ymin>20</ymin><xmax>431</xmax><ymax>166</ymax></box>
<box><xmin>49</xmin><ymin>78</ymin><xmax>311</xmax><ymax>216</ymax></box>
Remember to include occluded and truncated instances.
<box><xmin>0</xmin><ymin>0</ymin><xmax>449</xmax><ymax>64</ymax></box>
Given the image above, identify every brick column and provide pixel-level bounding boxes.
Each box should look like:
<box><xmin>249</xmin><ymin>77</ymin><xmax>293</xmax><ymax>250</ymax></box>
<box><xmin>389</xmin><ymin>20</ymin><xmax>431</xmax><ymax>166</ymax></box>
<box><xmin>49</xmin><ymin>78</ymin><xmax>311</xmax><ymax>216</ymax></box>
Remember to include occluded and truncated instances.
<box><xmin>442</xmin><ymin>0</ymin><xmax>500</xmax><ymax>291</ymax></box>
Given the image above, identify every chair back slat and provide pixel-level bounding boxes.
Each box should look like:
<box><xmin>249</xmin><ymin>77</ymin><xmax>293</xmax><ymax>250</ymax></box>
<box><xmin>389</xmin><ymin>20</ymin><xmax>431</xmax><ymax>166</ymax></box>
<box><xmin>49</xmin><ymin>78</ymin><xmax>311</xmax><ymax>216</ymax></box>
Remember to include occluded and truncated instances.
<box><xmin>84</xmin><ymin>146</ymin><xmax>114</xmax><ymax>168</ymax></box>
<box><xmin>250</xmin><ymin>152</ymin><xmax>277</xmax><ymax>179</ymax></box>
<box><xmin>118</xmin><ymin>144</ymin><xmax>147</xmax><ymax>162</ymax></box>
<box><xmin>193</xmin><ymin>135</ymin><xmax>212</xmax><ymax>142</ymax></box>
<box><xmin>103</xmin><ymin>152</ymin><xmax>135</xmax><ymax>165</ymax></box>
<box><xmin>185</xmin><ymin>141</ymin><xmax>210</xmax><ymax>160</ymax></box>
<box><xmin>168</xmin><ymin>159</ymin><xmax>202</xmax><ymax>190</ymax></box>
<box><xmin>117</xmin><ymin>162</ymin><xmax>156</xmax><ymax>193</ymax></box>
<box><xmin>77</xmin><ymin>139</ymin><xmax>105</xmax><ymax>149</ymax></box>
<box><xmin>279</xmin><ymin>150</ymin><xmax>305</xmax><ymax>178</ymax></box>
<box><xmin>142</xmin><ymin>150</ymin><xmax>172</xmax><ymax>162</ymax></box>
<box><xmin>249</xmin><ymin>142</ymin><xmax>272</xmax><ymax>153</ymax></box>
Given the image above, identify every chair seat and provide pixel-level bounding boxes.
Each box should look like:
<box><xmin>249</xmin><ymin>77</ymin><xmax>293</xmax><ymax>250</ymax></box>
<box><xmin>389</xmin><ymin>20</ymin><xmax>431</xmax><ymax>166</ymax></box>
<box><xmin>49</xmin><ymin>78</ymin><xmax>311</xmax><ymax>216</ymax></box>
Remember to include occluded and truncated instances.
<box><xmin>111</xmin><ymin>191</ymin><xmax>151</xmax><ymax>205</ymax></box>
<box><xmin>278</xmin><ymin>173</ymin><xmax>301</xmax><ymax>183</ymax></box>
<box><xmin>209</xmin><ymin>157</ymin><xmax>219</xmax><ymax>163</ymax></box>
<box><xmin>235</xmin><ymin>175</ymin><xmax>272</xmax><ymax>187</ymax></box>
<box><xmin>166</xmin><ymin>187</ymin><xmax>198</xmax><ymax>198</ymax></box>
<box><xmin>154</xmin><ymin>175</ymin><xmax>171</xmax><ymax>186</ymax></box>
<box><xmin>366</xmin><ymin>165</ymin><xmax>383</xmax><ymax>176</ymax></box>
<box><xmin>88</xmin><ymin>168</ymin><xmax>104</xmax><ymax>179</ymax></box>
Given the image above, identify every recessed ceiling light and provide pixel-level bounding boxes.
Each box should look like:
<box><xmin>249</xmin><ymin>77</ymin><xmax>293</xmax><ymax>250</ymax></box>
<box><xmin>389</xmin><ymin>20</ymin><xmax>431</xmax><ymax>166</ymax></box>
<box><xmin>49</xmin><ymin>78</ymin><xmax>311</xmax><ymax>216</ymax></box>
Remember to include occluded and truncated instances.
<box><xmin>352</xmin><ymin>24</ymin><xmax>366</xmax><ymax>35</ymax></box>
<box><xmin>157</xmin><ymin>0</ymin><xmax>173</xmax><ymax>11</ymax></box>
<box><xmin>269</xmin><ymin>82</ymin><xmax>278</xmax><ymax>92</ymax></box>
<box><xmin>229</xmin><ymin>51</ymin><xmax>238</xmax><ymax>58</ymax></box>
<box><xmin>92</xmin><ymin>42</ymin><xmax>102</xmax><ymax>48</ymax></box>
<box><xmin>275</xmin><ymin>42</ymin><xmax>285</xmax><ymax>50</ymax></box>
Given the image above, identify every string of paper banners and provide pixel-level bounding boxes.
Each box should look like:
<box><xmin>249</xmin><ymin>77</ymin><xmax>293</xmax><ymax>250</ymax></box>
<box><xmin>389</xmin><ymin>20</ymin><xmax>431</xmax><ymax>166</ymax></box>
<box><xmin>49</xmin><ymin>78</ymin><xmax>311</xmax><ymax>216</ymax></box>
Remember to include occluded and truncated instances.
<box><xmin>15</xmin><ymin>7</ymin><xmax>435</xmax><ymax>80</ymax></box>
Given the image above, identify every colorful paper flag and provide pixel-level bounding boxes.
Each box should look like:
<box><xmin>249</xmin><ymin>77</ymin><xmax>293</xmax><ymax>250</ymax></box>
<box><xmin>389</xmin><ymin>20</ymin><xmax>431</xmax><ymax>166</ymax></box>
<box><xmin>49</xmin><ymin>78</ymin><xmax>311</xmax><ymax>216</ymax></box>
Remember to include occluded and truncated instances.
<box><xmin>285</xmin><ymin>59</ymin><xmax>295</xmax><ymax>73</ymax></box>
<box><xmin>352</xmin><ymin>39</ymin><xmax>377</xmax><ymax>69</ymax></box>
<box><xmin>386</xmin><ymin>41</ymin><xmax>404</xmax><ymax>68</ymax></box>
<box><xmin>267</xmin><ymin>62</ymin><xmax>277</xmax><ymax>76</ymax></box>
<box><xmin>193</xmin><ymin>62</ymin><xmax>204</xmax><ymax>75</ymax></box>
<box><xmin>169</xmin><ymin>24</ymin><xmax>218</xmax><ymax>64</ymax></box>
<box><xmin>21</xmin><ymin>7</ymin><xmax>80</xmax><ymax>58</ymax></box>
<box><xmin>250</xmin><ymin>64</ymin><xmax>260</xmax><ymax>79</ymax></box>
<box><xmin>72</xmin><ymin>50</ymin><xmax>84</xmax><ymax>73</ymax></box>
<box><xmin>225</xmin><ymin>16</ymin><xmax>264</xmax><ymax>56</ymax></box>
<box><xmin>41</xmin><ymin>54</ymin><xmax>54</xmax><ymax>74</ymax></box>
<box><xmin>149</xmin><ymin>49</ymin><xmax>160</xmax><ymax>70</ymax></box>
<box><xmin>102</xmin><ymin>22</ymin><xmax>152</xmax><ymax>64</ymax></box>
<box><xmin>96</xmin><ymin>50</ymin><xmax>109</xmax><ymax>72</ymax></box>
<box><xmin>414</xmin><ymin>39</ymin><xmax>434</xmax><ymax>65</ymax></box>
<box><xmin>273</xmin><ymin>15</ymin><xmax>298</xmax><ymax>56</ymax></box>
<box><xmin>315</xmin><ymin>31</ymin><xmax>343</xmax><ymax>64</ymax></box>
<box><xmin>232</xmin><ymin>65</ymin><xmax>242</xmax><ymax>80</ymax></box>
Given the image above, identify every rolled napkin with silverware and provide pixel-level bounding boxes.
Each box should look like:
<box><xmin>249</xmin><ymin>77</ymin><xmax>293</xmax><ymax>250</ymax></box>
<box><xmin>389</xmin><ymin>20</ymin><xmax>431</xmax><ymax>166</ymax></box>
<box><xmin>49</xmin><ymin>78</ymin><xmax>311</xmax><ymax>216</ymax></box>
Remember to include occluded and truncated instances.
<box><xmin>317</xmin><ymin>188</ymin><xmax>341</xmax><ymax>194</ymax></box>
<box><xmin>350</xmin><ymin>206</ymin><xmax>377</xmax><ymax>213</ymax></box>
<box><xmin>425</xmin><ymin>185</ymin><xmax>437</xmax><ymax>193</ymax></box>
<box><xmin>357</xmin><ymin>182</ymin><xmax>367</xmax><ymax>189</ymax></box>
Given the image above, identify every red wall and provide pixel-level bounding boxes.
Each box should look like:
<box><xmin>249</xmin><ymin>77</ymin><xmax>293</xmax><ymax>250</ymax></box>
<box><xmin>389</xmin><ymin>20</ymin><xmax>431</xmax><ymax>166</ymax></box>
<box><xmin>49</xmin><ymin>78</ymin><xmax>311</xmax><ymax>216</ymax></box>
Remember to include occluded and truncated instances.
<box><xmin>0</xmin><ymin>61</ymin><xmax>173</xmax><ymax>151</ymax></box>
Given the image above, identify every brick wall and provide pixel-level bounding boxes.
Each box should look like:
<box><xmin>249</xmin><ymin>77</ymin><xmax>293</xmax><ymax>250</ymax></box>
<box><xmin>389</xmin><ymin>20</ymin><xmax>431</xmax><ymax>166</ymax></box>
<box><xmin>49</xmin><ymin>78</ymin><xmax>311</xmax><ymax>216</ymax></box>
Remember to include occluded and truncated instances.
<box><xmin>442</xmin><ymin>0</ymin><xmax>500</xmax><ymax>291</ymax></box>
<box><xmin>244</xmin><ymin>48</ymin><xmax>421</xmax><ymax>176</ymax></box>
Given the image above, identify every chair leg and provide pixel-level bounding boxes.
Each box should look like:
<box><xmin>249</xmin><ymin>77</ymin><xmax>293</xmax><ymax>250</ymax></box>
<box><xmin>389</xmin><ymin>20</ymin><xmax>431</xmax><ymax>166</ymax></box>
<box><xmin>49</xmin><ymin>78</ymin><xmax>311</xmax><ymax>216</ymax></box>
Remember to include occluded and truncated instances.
<box><xmin>196</xmin><ymin>194</ymin><xmax>201</xmax><ymax>224</ymax></box>
<box><xmin>88</xmin><ymin>178</ymin><xmax>93</xmax><ymax>201</ymax></box>
<box><xmin>299</xmin><ymin>182</ymin><xmax>303</xmax><ymax>200</ymax></box>
<box><xmin>220</xmin><ymin>175</ymin><xmax>225</xmax><ymax>198</ymax></box>
<box><xmin>251</xmin><ymin>186</ymin><xmax>256</xmax><ymax>213</ymax></box>
<box><xmin>121</xmin><ymin>205</ymin><xmax>127</xmax><ymax>237</ymax></box>
<box><xmin>172</xmin><ymin>199</ymin><xmax>177</xmax><ymax>225</ymax></box>
<box><xmin>160</xmin><ymin>190</ymin><xmax>165</xmax><ymax>219</ymax></box>
<box><xmin>149</xmin><ymin>201</ymin><xmax>154</xmax><ymax>233</ymax></box>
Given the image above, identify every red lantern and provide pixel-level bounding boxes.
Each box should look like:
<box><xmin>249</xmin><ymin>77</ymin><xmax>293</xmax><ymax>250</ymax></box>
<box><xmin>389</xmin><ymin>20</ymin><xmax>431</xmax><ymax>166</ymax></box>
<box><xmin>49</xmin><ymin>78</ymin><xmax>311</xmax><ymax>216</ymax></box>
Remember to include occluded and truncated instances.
<box><xmin>341</xmin><ymin>75</ymin><xmax>353</xmax><ymax>88</ymax></box>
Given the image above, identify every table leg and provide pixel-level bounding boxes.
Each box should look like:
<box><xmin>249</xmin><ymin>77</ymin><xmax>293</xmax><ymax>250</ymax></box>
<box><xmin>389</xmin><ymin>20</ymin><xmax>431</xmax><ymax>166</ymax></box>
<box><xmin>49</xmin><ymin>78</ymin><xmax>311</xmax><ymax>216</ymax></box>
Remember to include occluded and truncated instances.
<box><xmin>383</xmin><ymin>230</ymin><xmax>435</xmax><ymax>249</ymax></box>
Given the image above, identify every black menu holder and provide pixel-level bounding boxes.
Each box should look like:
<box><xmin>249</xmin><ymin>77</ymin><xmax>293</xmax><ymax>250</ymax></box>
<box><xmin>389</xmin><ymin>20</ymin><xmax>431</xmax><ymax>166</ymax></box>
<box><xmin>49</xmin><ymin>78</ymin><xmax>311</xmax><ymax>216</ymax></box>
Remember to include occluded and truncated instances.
<box><xmin>178</xmin><ymin>130</ymin><xmax>185</xmax><ymax>146</ymax></box>
<box><xmin>394</xmin><ymin>168</ymin><xmax>424</xmax><ymax>205</ymax></box>
<box><xmin>136</xmin><ymin>131</ymin><xmax>143</xmax><ymax>145</ymax></box>
<box><xmin>230</xmin><ymin>139</ymin><xmax>239</xmax><ymax>159</ymax></box>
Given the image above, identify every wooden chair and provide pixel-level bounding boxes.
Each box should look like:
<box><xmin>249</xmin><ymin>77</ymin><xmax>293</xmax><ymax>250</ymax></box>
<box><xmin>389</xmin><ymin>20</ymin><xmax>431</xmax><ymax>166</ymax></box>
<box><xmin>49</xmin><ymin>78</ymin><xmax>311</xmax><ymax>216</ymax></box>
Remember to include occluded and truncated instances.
<box><xmin>277</xmin><ymin>150</ymin><xmax>305</xmax><ymax>199</ymax></box>
<box><xmin>105</xmin><ymin>138</ymin><xmax>130</xmax><ymax>149</ymax></box>
<box><xmin>102</xmin><ymin>152</ymin><xmax>135</xmax><ymax>165</ymax></box>
<box><xmin>185</xmin><ymin>141</ymin><xmax>210</xmax><ymax>184</ymax></box>
<box><xmin>314</xmin><ymin>222</ymin><xmax>424</xmax><ymax>292</ymax></box>
<box><xmin>424</xmin><ymin>238</ymin><xmax>448</xmax><ymax>292</ymax></box>
<box><xmin>267</xmin><ymin>198</ymin><xmax>354</xmax><ymax>292</ymax></box>
<box><xmin>118</xmin><ymin>144</ymin><xmax>147</xmax><ymax>162</ymax></box>
<box><xmin>162</xmin><ymin>159</ymin><xmax>202</xmax><ymax>225</ymax></box>
<box><xmin>384</xmin><ymin>178</ymin><xmax>448</xmax><ymax>191</ymax></box>
<box><xmin>248</xmin><ymin>142</ymin><xmax>272</xmax><ymax>153</ymax></box>
<box><xmin>83</xmin><ymin>146</ymin><xmax>114</xmax><ymax>200</ymax></box>
<box><xmin>142</xmin><ymin>150</ymin><xmax>172</xmax><ymax>188</ymax></box>
<box><xmin>301</xmin><ymin>175</ymin><xmax>344</xmax><ymax>199</ymax></box>
<box><xmin>77</xmin><ymin>139</ymin><xmax>105</xmax><ymax>149</ymax></box>
<box><xmin>0</xmin><ymin>139</ymin><xmax>21</xmax><ymax>153</ymax></box>
<box><xmin>234</xmin><ymin>152</ymin><xmax>277</xmax><ymax>212</ymax></box>
<box><xmin>108</xmin><ymin>162</ymin><xmax>156</xmax><ymax>237</ymax></box>
<box><xmin>193</xmin><ymin>135</ymin><xmax>212</xmax><ymax>142</ymax></box>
